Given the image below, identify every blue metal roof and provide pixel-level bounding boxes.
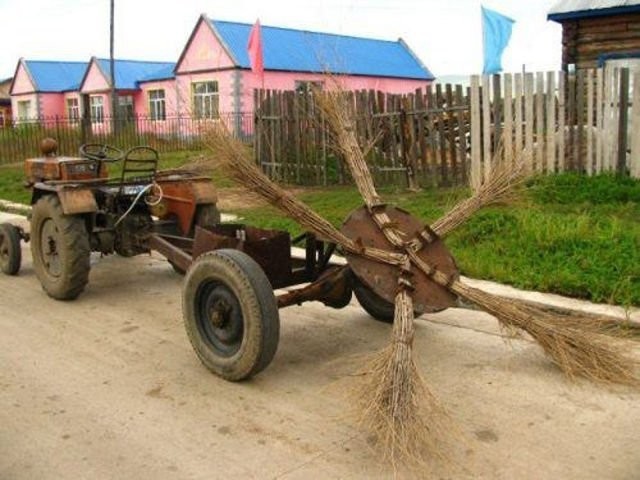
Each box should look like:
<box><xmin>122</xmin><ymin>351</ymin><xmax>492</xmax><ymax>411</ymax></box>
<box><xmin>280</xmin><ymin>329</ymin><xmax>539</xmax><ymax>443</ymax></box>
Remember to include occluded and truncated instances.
<box><xmin>548</xmin><ymin>0</ymin><xmax>640</xmax><ymax>20</ymax></box>
<box><xmin>25</xmin><ymin>60</ymin><xmax>88</xmax><ymax>92</ymax></box>
<box><xmin>96</xmin><ymin>59</ymin><xmax>175</xmax><ymax>89</ymax></box>
<box><xmin>211</xmin><ymin>20</ymin><xmax>434</xmax><ymax>80</ymax></box>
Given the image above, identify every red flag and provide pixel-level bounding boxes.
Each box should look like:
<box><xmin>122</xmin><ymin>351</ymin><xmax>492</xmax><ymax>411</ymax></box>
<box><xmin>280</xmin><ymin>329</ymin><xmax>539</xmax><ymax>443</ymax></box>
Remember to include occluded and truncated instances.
<box><xmin>247</xmin><ymin>19</ymin><xmax>264</xmax><ymax>79</ymax></box>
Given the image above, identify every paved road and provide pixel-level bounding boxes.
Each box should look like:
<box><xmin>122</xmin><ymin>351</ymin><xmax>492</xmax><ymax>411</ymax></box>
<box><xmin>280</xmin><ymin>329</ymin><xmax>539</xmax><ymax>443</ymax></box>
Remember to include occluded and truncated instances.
<box><xmin>1</xmin><ymin>216</ymin><xmax>639</xmax><ymax>479</ymax></box>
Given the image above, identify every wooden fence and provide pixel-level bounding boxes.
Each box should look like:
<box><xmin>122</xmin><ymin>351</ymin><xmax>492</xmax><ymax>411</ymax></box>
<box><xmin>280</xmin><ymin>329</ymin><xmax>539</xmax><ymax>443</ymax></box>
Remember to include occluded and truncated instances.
<box><xmin>470</xmin><ymin>67</ymin><xmax>640</xmax><ymax>188</ymax></box>
<box><xmin>254</xmin><ymin>87</ymin><xmax>471</xmax><ymax>187</ymax></box>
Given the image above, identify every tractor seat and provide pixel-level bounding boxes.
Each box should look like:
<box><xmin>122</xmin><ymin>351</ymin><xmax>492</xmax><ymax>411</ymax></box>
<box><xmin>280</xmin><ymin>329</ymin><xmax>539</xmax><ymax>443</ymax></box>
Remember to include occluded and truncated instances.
<box><xmin>119</xmin><ymin>146</ymin><xmax>159</xmax><ymax>193</ymax></box>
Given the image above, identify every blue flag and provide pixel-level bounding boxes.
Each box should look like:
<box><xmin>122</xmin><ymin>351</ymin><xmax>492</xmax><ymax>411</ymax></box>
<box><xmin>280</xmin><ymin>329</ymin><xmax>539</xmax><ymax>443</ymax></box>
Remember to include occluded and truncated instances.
<box><xmin>482</xmin><ymin>6</ymin><xmax>515</xmax><ymax>74</ymax></box>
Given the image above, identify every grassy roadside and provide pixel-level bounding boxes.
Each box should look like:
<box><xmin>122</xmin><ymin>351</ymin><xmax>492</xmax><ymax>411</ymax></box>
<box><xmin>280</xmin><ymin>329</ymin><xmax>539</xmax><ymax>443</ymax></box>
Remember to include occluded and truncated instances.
<box><xmin>1</xmin><ymin>152</ymin><xmax>638</xmax><ymax>306</ymax></box>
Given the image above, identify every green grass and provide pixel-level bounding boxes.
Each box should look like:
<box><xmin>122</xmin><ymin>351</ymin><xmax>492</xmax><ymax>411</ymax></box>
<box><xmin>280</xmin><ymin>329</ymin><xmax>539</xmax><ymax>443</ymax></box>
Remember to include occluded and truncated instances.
<box><xmin>234</xmin><ymin>174</ymin><xmax>640</xmax><ymax>307</ymax></box>
<box><xmin>0</xmin><ymin>164</ymin><xmax>31</xmax><ymax>204</ymax></box>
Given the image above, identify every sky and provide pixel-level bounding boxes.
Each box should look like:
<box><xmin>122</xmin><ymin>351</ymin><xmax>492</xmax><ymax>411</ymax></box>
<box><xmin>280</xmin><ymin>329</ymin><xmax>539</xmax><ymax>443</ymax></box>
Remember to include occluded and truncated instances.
<box><xmin>0</xmin><ymin>0</ymin><xmax>562</xmax><ymax>80</ymax></box>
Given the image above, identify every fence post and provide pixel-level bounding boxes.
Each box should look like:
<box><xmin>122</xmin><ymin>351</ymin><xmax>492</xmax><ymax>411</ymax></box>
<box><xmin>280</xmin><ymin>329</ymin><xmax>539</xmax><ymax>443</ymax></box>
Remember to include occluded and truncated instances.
<box><xmin>470</xmin><ymin>75</ymin><xmax>482</xmax><ymax>190</ymax></box>
<box><xmin>631</xmin><ymin>72</ymin><xmax>640</xmax><ymax>178</ymax></box>
<box><xmin>399</xmin><ymin>104</ymin><xmax>419</xmax><ymax>191</ymax></box>
<box><xmin>617</xmin><ymin>67</ymin><xmax>630</xmax><ymax>174</ymax></box>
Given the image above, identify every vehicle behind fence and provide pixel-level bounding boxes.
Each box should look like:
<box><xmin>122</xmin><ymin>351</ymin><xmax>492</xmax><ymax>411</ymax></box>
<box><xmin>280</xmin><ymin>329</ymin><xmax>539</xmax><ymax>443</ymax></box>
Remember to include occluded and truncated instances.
<box><xmin>0</xmin><ymin>112</ymin><xmax>253</xmax><ymax>164</ymax></box>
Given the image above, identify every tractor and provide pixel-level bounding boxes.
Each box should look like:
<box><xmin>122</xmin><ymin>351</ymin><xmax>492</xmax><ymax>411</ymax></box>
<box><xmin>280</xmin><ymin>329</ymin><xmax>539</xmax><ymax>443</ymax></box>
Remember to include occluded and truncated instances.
<box><xmin>0</xmin><ymin>138</ymin><xmax>219</xmax><ymax>300</ymax></box>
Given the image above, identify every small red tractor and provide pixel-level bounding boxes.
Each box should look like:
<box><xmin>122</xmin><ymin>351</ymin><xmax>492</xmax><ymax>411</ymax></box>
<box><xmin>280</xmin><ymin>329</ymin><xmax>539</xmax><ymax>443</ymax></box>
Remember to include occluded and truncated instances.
<box><xmin>0</xmin><ymin>138</ymin><xmax>219</xmax><ymax>299</ymax></box>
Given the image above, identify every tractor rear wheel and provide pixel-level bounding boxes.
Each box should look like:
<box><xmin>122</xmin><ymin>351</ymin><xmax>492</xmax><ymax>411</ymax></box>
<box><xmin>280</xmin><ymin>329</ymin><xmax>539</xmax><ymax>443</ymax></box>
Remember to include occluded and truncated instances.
<box><xmin>0</xmin><ymin>223</ymin><xmax>21</xmax><ymax>275</ymax></box>
<box><xmin>30</xmin><ymin>195</ymin><xmax>91</xmax><ymax>300</ymax></box>
<box><xmin>182</xmin><ymin>249</ymin><xmax>280</xmax><ymax>381</ymax></box>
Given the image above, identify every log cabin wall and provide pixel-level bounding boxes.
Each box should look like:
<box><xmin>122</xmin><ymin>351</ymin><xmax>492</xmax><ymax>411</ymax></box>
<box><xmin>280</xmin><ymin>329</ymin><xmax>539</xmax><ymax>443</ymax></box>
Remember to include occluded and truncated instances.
<box><xmin>560</xmin><ymin>13</ymin><xmax>640</xmax><ymax>70</ymax></box>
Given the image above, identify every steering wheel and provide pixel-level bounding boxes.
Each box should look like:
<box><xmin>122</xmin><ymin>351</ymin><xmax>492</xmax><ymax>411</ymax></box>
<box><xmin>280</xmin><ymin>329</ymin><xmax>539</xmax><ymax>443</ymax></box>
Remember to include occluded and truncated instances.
<box><xmin>79</xmin><ymin>143</ymin><xmax>124</xmax><ymax>163</ymax></box>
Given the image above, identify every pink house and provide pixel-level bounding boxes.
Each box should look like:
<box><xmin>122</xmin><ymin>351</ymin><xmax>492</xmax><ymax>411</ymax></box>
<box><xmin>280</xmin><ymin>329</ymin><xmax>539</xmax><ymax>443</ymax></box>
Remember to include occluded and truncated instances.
<box><xmin>78</xmin><ymin>57</ymin><xmax>174</xmax><ymax>133</ymax></box>
<box><xmin>9</xmin><ymin>59</ymin><xmax>88</xmax><ymax>123</ymax></box>
<box><xmin>173</xmin><ymin>15</ymin><xmax>434</xmax><ymax>119</ymax></box>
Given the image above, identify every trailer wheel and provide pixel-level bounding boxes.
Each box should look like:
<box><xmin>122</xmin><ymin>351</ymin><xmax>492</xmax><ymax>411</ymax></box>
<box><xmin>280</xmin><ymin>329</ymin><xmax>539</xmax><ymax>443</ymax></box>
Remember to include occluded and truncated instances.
<box><xmin>182</xmin><ymin>249</ymin><xmax>280</xmax><ymax>381</ymax></box>
<box><xmin>353</xmin><ymin>277</ymin><xmax>422</xmax><ymax>324</ymax></box>
<box><xmin>30</xmin><ymin>195</ymin><xmax>90</xmax><ymax>300</ymax></box>
<box><xmin>0</xmin><ymin>223</ymin><xmax>21</xmax><ymax>275</ymax></box>
<box><xmin>353</xmin><ymin>278</ymin><xmax>395</xmax><ymax>324</ymax></box>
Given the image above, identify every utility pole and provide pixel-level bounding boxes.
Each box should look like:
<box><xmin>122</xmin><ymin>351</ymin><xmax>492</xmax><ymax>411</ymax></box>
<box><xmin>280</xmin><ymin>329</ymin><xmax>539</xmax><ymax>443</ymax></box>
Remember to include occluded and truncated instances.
<box><xmin>110</xmin><ymin>0</ymin><xmax>117</xmax><ymax>135</ymax></box>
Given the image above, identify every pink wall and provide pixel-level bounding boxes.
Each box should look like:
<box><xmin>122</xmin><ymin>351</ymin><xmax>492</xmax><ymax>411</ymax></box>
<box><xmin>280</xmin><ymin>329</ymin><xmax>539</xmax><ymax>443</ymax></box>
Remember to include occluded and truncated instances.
<box><xmin>176</xmin><ymin>17</ymin><xmax>235</xmax><ymax>74</ymax></box>
<box><xmin>11</xmin><ymin>62</ymin><xmax>35</xmax><ymax>94</ymax></box>
<box><xmin>39</xmin><ymin>93</ymin><xmax>66</xmax><ymax>118</ymax></box>
<box><xmin>137</xmin><ymin>78</ymin><xmax>178</xmax><ymax>116</ymax></box>
<box><xmin>81</xmin><ymin>61</ymin><xmax>109</xmax><ymax>93</ymax></box>
<box><xmin>240</xmin><ymin>70</ymin><xmax>430</xmax><ymax>114</ymax></box>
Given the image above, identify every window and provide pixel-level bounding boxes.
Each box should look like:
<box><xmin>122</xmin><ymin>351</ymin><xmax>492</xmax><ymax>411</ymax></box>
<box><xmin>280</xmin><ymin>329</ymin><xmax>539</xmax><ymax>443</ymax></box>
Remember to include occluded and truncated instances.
<box><xmin>148</xmin><ymin>89</ymin><xmax>166</xmax><ymax>121</ymax></box>
<box><xmin>192</xmin><ymin>81</ymin><xmax>219</xmax><ymax>119</ymax></box>
<box><xmin>90</xmin><ymin>96</ymin><xmax>104</xmax><ymax>123</ymax></box>
<box><xmin>295</xmin><ymin>81</ymin><xmax>323</xmax><ymax>95</ymax></box>
<box><xmin>17</xmin><ymin>100</ymin><xmax>31</xmax><ymax>120</ymax></box>
<box><xmin>66</xmin><ymin>98</ymin><xmax>80</xmax><ymax>123</ymax></box>
<box><xmin>118</xmin><ymin>95</ymin><xmax>134</xmax><ymax>120</ymax></box>
<box><xmin>0</xmin><ymin>111</ymin><xmax>5</xmax><ymax>128</ymax></box>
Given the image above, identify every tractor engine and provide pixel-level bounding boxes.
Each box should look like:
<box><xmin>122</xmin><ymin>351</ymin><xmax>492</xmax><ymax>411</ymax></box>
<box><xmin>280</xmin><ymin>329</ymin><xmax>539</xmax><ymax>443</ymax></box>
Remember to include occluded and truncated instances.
<box><xmin>24</xmin><ymin>138</ymin><xmax>107</xmax><ymax>184</ymax></box>
<box><xmin>113</xmin><ymin>210</ymin><xmax>153</xmax><ymax>257</ymax></box>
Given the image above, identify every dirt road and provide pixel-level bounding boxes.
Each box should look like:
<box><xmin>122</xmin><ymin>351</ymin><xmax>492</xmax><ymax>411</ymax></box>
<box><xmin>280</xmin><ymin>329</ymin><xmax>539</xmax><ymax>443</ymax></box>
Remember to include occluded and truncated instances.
<box><xmin>1</xmin><ymin>217</ymin><xmax>639</xmax><ymax>479</ymax></box>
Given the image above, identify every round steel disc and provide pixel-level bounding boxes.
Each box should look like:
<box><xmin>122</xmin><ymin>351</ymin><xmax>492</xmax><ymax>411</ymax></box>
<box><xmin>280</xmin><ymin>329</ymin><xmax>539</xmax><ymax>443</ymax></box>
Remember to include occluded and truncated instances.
<box><xmin>341</xmin><ymin>205</ymin><xmax>459</xmax><ymax>314</ymax></box>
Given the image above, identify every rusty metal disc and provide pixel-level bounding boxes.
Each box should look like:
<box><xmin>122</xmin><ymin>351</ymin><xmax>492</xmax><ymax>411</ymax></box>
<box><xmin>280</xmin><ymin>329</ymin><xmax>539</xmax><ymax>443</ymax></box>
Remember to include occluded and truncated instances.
<box><xmin>341</xmin><ymin>205</ymin><xmax>459</xmax><ymax>314</ymax></box>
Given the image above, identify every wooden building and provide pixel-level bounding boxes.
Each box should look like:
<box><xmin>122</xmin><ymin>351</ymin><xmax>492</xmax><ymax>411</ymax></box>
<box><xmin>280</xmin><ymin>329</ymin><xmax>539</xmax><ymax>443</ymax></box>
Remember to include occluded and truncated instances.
<box><xmin>548</xmin><ymin>0</ymin><xmax>640</xmax><ymax>71</ymax></box>
<box><xmin>0</xmin><ymin>77</ymin><xmax>11</xmax><ymax>127</ymax></box>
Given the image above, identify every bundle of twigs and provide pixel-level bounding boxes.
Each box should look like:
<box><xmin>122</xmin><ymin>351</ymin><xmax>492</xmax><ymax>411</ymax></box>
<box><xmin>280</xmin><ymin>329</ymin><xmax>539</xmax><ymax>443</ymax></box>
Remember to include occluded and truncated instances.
<box><xmin>354</xmin><ymin>287</ymin><xmax>453</xmax><ymax>468</ymax></box>
<box><xmin>316</xmin><ymin>89</ymin><xmax>453</xmax><ymax>466</ymax></box>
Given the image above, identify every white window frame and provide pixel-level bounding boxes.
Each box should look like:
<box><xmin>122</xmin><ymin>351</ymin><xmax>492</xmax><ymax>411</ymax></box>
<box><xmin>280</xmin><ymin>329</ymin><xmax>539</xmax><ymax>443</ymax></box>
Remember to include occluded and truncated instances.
<box><xmin>191</xmin><ymin>81</ymin><xmax>219</xmax><ymax>119</ymax></box>
<box><xmin>148</xmin><ymin>89</ymin><xmax>166</xmax><ymax>121</ymax></box>
<box><xmin>17</xmin><ymin>100</ymin><xmax>31</xmax><ymax>121</ymax></box>
<box><xmin>118</xmin><ymin>95</ymin><xmax>134</xmax><ymax>120</ymax></box>
<box><xmin>0</xmin><ymin>110</ymin><xmax>5</xmax><ymax>127</ymax></box>
<box><xmin>90</xmin><ymin>95</ymin><xmax>104</xmax><ymax>124</ymax></box>
<box><xmin>66</xmin><ymin>98</ymin><xmax>80</xmax><ymax>123</ymax></box>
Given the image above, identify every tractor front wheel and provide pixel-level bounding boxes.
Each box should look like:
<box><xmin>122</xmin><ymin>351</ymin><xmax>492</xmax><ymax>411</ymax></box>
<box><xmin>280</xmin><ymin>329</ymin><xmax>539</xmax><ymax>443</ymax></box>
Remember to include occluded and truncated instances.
<box><xmin>30</xmin><ymin>195</ymin><xmax>91</xmax><ymax>300</ymax></box>
<box><xmin>182</xmin><ymin>249</ymin><xmax>280</xmax><ymax>381</ymax></box>
<box><xmin>0</xmin><ymin>223</ymin><xmax>22</xmax><ymax>275</ymax></box>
